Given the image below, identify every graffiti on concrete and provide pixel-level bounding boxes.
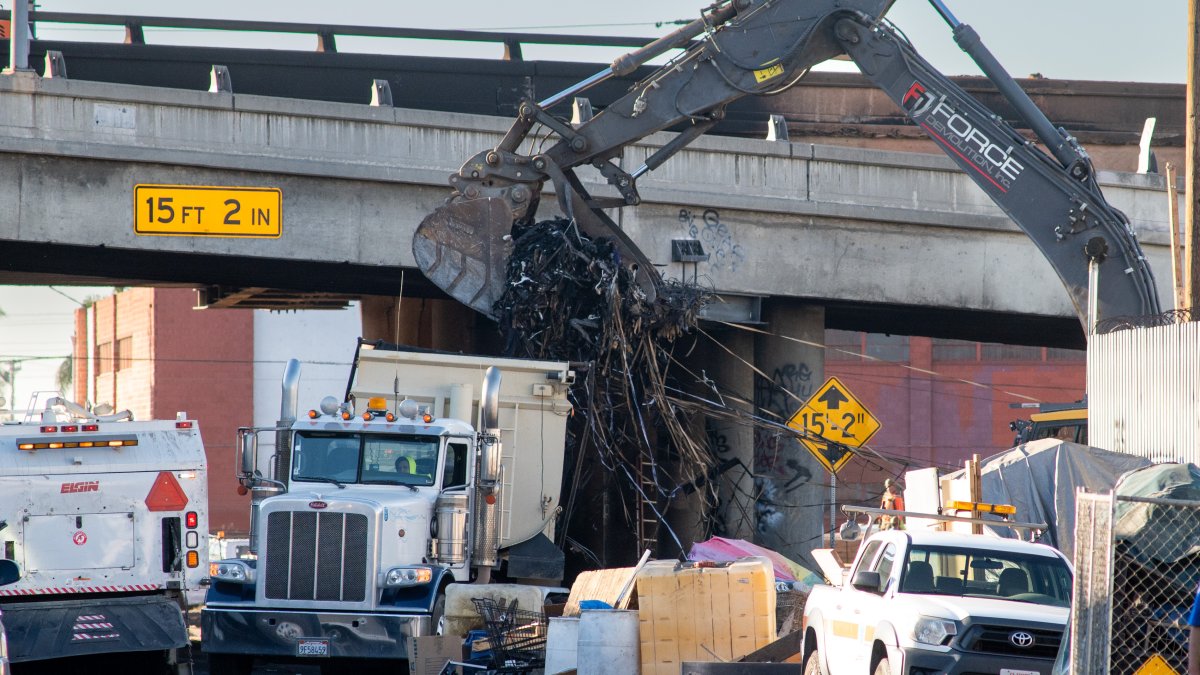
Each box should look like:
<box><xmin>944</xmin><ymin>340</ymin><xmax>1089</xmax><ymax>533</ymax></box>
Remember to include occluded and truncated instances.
<box><xmin>754</xmin><ymin>477</ymin><xmax>785</xmax><ymax>536</ymax></box>
<box><xmin>678</xmin><ymin>208</ymin><xmax>746</xmax><ymax>272</ymax></box>
<box><xmin>753</xmin><ymin>362</ymin><xmax>818</xmax><ymax>545</ymax></box>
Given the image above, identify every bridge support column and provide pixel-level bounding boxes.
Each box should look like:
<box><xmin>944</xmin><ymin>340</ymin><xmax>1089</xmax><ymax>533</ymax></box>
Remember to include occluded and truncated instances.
<box><xmin>658</xmin><ymin>326</ymin><xmax>757</xmax><ymax>557</ymax></box>
<box><xmin>753</xmin><ymin>300</ymin><xmax>825</xmax><ymax>567</ymax></box>
<box><xmin>705</xmin><ymin>327</ymin><xmax>757</xmax><ymax>540</ymax></box>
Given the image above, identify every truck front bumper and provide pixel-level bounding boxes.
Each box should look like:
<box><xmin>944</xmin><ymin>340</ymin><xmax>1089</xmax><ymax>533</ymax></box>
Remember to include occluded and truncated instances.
<box><xmin>903</xmin><ymin>645</ymin><xmax>1054</xmax><ymax>675</ymax></box>
<box><xmin>201</xmin><ymin>606</ymin><xmax>430</xmax><ymax>660</ymax></box>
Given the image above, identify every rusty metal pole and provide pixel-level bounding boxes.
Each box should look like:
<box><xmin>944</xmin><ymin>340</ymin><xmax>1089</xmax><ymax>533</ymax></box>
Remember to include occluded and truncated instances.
<box><xmin>1167</xmin><ymin>164</ymin><xmax>1186</xmax><ymax>310</ymax></box>
<box><xmin>970</xmin><ymin>454</ymin><xmax>982</xmax><ymax>535</ymax></box>
<box><xmin>1187</xmin><ymin>0</ymin><xmax>1200</xmax><ymax>309</ymax></box>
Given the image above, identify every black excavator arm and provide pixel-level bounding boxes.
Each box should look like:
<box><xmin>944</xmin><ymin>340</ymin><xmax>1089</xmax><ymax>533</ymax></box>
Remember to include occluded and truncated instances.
<box><xmin>833</xmin><ymin>3</ymin><xmax>1159</xmax><ymax>324</ymax></box>
<box><xmin>413</xmin><ymin>0</ymin><xmax>1160</xmax><ymax>327</ymax></box>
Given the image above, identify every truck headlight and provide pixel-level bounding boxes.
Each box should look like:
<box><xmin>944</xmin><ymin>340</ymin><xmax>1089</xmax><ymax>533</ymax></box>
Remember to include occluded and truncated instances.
<box><xmin>385</xmin><ymin>566</ymin><xmax>434</xmax><ymax>587</ymax></box>
<box><xmin>209</xmin><ymin>560</ymin><xmax>254</xmax><ymax>584</ymax></box>
<box><xmin>913</xmin><ymin>617</ymin><xmax>957</xmax><ymax>646</ymax></box>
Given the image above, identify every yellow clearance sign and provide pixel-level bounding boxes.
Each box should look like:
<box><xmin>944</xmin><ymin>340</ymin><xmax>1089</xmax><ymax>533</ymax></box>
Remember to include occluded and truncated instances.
<box><xmin>786</xmin><ymin>376</ymin><xmax>881</xmax><ymax>475</ymax></box>
<box><xmin>1133</xmin><ymin>654</ymin><xmax>1178</xmax><ymax>675</ymax></box>
<box><xmin>134</xmin><ymin>184</ymin><xmax>282</xmax><ymax>238</ymax></box>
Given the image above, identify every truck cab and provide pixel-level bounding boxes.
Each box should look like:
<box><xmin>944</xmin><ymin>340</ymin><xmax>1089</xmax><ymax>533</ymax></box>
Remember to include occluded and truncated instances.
<box><xmin>201</xmin><ymin>342</ymin><xmax>572</xmax><ymax>672</ymax></box>
<box><xmin>1010</xmin><ymin>402</ymin><xmax>1087</xmax><ymax>446</ymax></box>
<box><xmin>803</xmin><ymin>530</ymin><xmax>1072</xmax><ymax>675</ymax></box>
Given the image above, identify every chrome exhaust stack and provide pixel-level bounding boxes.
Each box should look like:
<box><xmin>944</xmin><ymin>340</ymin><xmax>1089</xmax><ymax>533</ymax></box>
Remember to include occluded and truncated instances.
<box><xmin>473</xmin><ymin>367</ymin><xmax>503</xmax><ymax>571</ymax></box>
<box><xmin>245</xmin><ymin>359</ymin><xmax>299</xmax><ymax>554</ymax></box>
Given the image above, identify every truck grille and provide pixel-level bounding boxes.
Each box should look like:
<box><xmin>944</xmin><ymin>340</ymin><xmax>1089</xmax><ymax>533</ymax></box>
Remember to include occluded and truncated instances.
<box><xmin>265</xmin><ymin>511</ymin><xmax>368</xmax><ymax>602</ymax></box>
<box><xmin>959</xmin><ymin>624</ymin><xmax>1061</xmax><ymax>660</ymax></box>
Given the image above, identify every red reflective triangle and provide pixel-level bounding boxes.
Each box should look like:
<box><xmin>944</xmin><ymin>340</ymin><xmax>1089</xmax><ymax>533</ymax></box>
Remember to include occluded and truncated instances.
<box><xmin>145</xmin><ymin>471</ymin><xmax>189</xmax><ymax>512</ymax></box>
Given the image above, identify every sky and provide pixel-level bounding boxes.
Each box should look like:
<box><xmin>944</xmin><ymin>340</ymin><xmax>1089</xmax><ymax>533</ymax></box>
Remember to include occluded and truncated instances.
<box><xmin>0</xmin><ymin>0</ymin><xmax>1188</xmax><ymax>406</ymax></box>
<box><xmin>24</xmin><ymin>0</ymin><xmax>1190</xmax><ymax>83</ymax></box>
<box><xmin>0</xmin><ymin>286</ymin><xmax>112</xmax><ymax>413</ymax></box>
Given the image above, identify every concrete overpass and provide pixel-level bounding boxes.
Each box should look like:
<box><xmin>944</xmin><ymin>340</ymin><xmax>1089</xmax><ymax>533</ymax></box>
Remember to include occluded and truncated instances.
<box><xmin>0</xmin><ymin>72</ymin><xmax>1177</xmax><ymax>348</ymax></box>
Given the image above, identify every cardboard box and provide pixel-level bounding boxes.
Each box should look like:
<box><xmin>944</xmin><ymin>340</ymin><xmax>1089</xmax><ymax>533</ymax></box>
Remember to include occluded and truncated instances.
<box><xmin>407</xmin><ymin>635</ymin><xmax>464</xmax><ymax>675</ymax></box>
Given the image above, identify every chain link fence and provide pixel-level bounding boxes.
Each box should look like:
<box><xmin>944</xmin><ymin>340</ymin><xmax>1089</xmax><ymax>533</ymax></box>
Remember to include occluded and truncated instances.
<box><xmin>1073</xmin><ymin>492</ymin><xmax>1200</xmax><ymax>674</ymax></box>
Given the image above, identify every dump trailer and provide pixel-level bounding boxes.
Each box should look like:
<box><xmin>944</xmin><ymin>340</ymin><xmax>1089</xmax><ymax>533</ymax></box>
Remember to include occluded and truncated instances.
<box><xmin>0</xmin><ymin>398</ymin><xmax>208</xmax><ymax>673</ymax></box>
<box><xmin>202</xmin><ymin>340</ymin><xmax>572</xmax><ymax>673</ymax></box>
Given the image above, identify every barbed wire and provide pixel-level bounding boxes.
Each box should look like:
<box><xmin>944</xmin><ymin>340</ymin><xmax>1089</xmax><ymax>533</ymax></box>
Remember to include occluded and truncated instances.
<box><xmin>1095</xmin><ymin>308</ymin><xmax>1196</xmax><ymax>334</ymax></box>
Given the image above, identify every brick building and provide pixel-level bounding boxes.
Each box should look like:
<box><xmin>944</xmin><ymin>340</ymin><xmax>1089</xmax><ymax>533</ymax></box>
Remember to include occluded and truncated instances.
<box><xmin>73</xmin><ymin>288</ymin><xmax>254</xmax><ymax>533</ymax></box>
<box><xmin>824</xmin><ymin>330</ymin><xmax>1086</xmax><ymax>501</ymax></box>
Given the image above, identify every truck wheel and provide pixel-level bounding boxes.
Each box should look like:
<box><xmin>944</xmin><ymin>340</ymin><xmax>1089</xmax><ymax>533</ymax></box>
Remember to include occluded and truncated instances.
<box><xmin>873</xmin><ymin>657</ymin><xmax>891</xmax><ymax>675</ymax></box>
<box><xmin>207</xmin><ymin>653</ymin><xmax>254</xmax><ymax>675</ymax></box>
<box><xmin>802</xmin><ymin>647</ymin><xmax>822</xmax><ymax>675</ymax></box>
<box><xmin>432</xmin><ymin>593</ymin><xmax>447</xmax><ymax>636</ymax></box>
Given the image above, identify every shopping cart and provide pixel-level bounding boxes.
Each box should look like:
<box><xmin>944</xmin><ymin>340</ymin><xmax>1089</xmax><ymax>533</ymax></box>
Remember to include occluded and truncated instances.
<box><xmin>469</xmin><ymin>597</ymin><xmax>549</xmax><ymax>674</ymax></box>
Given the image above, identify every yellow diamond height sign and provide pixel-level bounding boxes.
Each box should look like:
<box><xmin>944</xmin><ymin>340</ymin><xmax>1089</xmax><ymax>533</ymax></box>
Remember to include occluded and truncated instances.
<box><xmin>787</xmin><ymin>376</ymin><xmax>881</xmax><ymax>475</ymax></box>
<box><xmin>1132</xmin><ymin>654</ymin><xmax>1178</xmax><ymax>675</ymax></box>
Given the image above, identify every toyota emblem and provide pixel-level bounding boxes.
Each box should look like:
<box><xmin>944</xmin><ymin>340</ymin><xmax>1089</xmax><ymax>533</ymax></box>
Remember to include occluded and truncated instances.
<box><xmin>1009</xmin><ymin>631</ymin><xmax>1035</xmax><ymax>648</ymax></box>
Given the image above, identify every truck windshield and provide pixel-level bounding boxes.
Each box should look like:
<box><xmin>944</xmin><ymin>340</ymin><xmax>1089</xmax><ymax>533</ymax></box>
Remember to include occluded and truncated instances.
<box><xmin>293</xmin><ymin>432</ymin><xmax>440</xmax><ymax>487</ymax></box>
<box><xmin>900</xmin><ymin>545</ymin><xmax>1071</xmax><ymax>607</ymax></box>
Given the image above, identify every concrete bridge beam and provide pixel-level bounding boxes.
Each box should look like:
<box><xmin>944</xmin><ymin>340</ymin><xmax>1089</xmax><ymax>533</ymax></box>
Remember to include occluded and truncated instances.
<box><xmin>0</xmin><ymin>75</ymin><xmax>1178</xmax><ymax>341</ymax></box>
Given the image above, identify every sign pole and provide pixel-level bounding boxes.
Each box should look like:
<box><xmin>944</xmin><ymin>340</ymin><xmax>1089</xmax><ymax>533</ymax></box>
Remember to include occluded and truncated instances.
<box><xmin>829</xmin><ymin>473</ymin><xmax>837</xmax><ymax>548</ymax></box>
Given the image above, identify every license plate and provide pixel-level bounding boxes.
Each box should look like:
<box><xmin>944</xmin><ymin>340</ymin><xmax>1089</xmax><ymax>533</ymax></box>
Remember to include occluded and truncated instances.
<box><xmin>1000</xmin><ymin>670</ymin><xmax>1038</xmax><ymax>675</ymax></box>
<box><xmin>296</xmin><ymin>638</ymin><xmax>330</xmax><ymax>657</ymax></box>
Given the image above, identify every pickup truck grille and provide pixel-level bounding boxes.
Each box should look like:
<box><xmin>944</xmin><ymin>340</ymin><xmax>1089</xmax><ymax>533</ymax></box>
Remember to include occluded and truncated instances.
<box><xmin>959</xmin><ymin>624</ymin><xmax>1061</xmax><ymax>659</ymax></box>
<box><xmin>264</xmin><ymin>511</ymin><xmax>369</xmax><ymax>602</ymax></box>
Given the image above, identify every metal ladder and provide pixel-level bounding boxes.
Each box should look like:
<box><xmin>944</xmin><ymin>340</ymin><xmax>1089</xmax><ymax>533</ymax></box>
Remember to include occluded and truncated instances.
<box><xmin>635</xmin><ymin>451</ymin><xmax>659</xmax><ymax>557</ymax></box>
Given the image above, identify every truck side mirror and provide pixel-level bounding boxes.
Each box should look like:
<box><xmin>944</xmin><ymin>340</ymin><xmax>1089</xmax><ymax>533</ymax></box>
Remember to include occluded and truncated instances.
<box><xmin>0</xmin><ymin>559</ymin><xmax>21</xmax><ymax>586</ymax></box>
<box><xmin>239</xmin><ymin>431</ymin><xmax>258</xmax><ymax>476</ymax></box>
<box><xmin>851</xmin><ymin>570</ymin><xmax>882</xmax><ymax>593</ymax></box>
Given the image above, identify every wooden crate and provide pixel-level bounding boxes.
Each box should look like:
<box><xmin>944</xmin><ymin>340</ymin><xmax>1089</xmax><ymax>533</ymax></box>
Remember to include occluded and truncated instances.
<box><xmin>563</xmin><ymin>566</ymin><xmax>637</xmax><ymax>617</ymax></box>
<box><xmin>636</xmin><ymin>558</ymin><xmax>775</xmax><ymax>675</ymax></box>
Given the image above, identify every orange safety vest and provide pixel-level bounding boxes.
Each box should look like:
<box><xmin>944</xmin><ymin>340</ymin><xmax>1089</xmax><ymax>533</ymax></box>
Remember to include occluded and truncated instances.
<box><xmin>880</xmin><ymin>491</ymin><xmax>905</xmax><ymax>530</ymax></box>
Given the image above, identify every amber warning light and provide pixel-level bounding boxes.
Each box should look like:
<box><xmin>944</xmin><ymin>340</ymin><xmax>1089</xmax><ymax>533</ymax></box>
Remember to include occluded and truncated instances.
<box><xmin>948</xmin><ymin>500</ymin><xmax>1017</xmax><ymax>516</ymax></box>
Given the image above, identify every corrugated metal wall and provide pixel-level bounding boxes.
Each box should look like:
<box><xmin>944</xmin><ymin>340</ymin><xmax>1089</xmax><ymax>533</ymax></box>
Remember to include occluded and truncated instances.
<box><xmin>1088</xmin><ymin>322</ymin><xmax>1200</xmax><ymax>463</ymax></box>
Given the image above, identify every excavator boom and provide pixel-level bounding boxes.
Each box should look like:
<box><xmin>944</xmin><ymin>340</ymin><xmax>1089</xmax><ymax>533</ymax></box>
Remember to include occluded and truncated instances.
<box><xmin>414</xmin><ymin>0</ymin><xmax>1160</xmax><ymax>327</ymax></box>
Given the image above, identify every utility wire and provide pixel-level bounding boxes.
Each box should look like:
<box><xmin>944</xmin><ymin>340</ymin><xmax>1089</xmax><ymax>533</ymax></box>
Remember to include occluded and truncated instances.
<box><xmin>717</xmin><ymin>320</ymin><xmax>1070</xmax><ymax>403</ymax></box>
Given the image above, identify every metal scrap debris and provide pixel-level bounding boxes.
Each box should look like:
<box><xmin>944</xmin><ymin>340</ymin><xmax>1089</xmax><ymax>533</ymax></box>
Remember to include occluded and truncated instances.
<box><xmin>494</xmin><ymin>218</ymin><xmax>713</xmax><ymax>556</ymax></box>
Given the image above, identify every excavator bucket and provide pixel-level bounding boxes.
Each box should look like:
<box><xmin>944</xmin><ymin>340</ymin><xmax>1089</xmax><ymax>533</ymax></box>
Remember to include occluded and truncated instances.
<box><xmin>413</xmin><ymin>197</ymin><xmax>513</xmax><ymax>318</ymax></box>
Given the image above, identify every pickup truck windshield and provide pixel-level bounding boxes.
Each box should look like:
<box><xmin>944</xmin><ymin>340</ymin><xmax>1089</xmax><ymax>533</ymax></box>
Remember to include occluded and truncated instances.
<box><xmin>293</xmin><ymin>431</ymin><xmax>440</xmax><ymax>487</ymax></box>
<box><xmin>900</xmin><ymin>545</ymin><xmax>1071</xmax><ymax>607</ymax></box>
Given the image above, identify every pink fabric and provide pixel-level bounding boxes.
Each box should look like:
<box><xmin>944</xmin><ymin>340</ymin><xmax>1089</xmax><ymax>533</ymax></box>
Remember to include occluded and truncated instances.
<box><xmin>687</xmin><ymin>536</ymin><xmax>800</xmax><ymax>581</ymax></box>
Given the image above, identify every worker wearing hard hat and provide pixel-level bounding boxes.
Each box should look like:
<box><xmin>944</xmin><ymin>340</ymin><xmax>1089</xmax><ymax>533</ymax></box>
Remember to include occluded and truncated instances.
<box><xmin>878</xmin><ymin>479</ymin><xmax>905</xmax><ymax>530</ymax></box>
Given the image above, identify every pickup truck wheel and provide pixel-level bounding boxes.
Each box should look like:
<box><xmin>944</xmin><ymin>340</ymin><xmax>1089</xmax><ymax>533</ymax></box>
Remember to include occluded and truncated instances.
<box><xmin>873</xmin><ymin>657</ymin><xmax>891</xmax><ymax>675</ymax></box>
<box><xmin>802</xmin><ymin>647</ymin><xmax>822</xmax><ymax>675</ymax></box>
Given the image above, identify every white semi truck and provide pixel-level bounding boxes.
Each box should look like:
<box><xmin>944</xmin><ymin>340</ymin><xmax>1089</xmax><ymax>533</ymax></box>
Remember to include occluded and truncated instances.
<box><xmin>0</xmin><ymin>398</ymin><xmax>209</xmax><ymax>673</ymax></box>
<box><xmin>201</xmin><ymin>340</ymin><xmax>572</xmax><ymax>673</ymax></box>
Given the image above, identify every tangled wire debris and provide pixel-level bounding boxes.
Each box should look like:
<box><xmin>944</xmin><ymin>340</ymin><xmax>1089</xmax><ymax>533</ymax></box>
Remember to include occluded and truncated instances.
<box><xmin>493</xmin><ymin>218</ymin><xmax>713</xmax><ymax>555</ymax></box>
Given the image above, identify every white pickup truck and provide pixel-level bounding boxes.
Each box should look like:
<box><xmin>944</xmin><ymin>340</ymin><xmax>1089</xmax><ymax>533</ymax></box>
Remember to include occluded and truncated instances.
<box><xmin>801</xmin><ymin>529</ymin><xmax>1072</xmax><ymax>675</ymax></box>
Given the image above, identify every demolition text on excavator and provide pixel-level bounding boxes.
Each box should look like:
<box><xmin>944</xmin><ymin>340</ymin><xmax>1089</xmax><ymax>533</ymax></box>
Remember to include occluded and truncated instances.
<box><xmin>903</xmin><ymin>81</ymin><xmax>1024</xmax><ymax>190</ymax></box>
